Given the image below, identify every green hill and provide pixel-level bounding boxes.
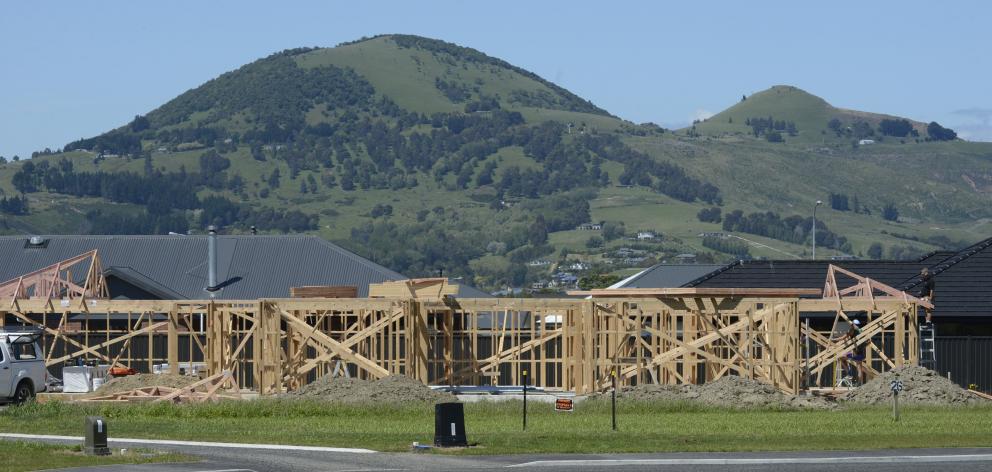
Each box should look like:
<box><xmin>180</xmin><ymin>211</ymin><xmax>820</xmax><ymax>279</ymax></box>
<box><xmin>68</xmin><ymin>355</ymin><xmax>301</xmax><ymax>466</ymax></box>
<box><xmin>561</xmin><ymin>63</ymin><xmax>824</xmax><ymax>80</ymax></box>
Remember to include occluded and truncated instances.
<box><xmin>1</xmin><ymin>35</ymin><xmax>990</xmax><ymax>291</ymax></box>
<box><xmin>692</xmin><ymin>85</ymin><xmax>929</xmax><ymax>143</ymax></box>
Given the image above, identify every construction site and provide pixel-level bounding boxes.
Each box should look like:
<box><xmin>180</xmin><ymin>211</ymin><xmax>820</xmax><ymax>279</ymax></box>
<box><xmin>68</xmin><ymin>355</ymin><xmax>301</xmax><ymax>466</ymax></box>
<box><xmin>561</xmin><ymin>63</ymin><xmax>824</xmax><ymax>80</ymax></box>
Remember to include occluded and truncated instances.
<box><xmin>5</xmin><ymin>247</ymin><xmax>980</xmax><ymax>406</ymax></box>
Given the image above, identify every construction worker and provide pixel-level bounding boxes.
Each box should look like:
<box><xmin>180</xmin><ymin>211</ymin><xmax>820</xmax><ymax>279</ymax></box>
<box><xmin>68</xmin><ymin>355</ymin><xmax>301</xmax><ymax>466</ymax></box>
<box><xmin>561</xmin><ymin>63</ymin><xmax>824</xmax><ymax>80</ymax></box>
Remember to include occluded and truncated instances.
<box><xmin>843</xmin><ymin>319</ymin><xmax>866</xmax><ymax>385</ymax></box>
<box><xmin>919</xmin><ymin>267</ymin><xmax>936</xmax><ymax>324</ymax></box>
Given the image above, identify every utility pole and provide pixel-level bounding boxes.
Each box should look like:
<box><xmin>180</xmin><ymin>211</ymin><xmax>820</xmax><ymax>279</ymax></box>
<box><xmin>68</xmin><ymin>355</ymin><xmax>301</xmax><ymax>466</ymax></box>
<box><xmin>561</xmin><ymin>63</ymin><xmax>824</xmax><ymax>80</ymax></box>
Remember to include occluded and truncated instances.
<box><xmin>812</xmin><ymin>200</ymin><xmax>822</xmax><ymax>260</ymax></box>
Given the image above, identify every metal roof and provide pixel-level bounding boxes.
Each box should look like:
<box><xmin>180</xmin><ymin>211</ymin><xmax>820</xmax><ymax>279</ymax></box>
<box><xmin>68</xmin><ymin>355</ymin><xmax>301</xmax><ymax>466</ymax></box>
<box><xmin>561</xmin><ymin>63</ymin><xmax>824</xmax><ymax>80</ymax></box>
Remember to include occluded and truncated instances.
<box><xmin>0</xmin><ymin>235</ymin><xmax>410</xmax><ymax>299</ymax></box>
<box><xmin>615</xmin><ymin>264</ymin><xmax>726</xmax><ymax>289</ymax></box>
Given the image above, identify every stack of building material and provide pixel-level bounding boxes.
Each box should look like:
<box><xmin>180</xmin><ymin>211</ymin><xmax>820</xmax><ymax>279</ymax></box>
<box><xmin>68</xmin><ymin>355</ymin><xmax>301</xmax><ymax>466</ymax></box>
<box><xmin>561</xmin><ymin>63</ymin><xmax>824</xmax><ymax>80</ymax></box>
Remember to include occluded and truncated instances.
<box><xmin>368</xmin><ymin>278</ymin><xmax>458</xmax><ymax>300</ymax></box>
<box><xmin>290</xmin><ymin>285</ymin><xmax>358</xmax><ymax>298</ymax></box>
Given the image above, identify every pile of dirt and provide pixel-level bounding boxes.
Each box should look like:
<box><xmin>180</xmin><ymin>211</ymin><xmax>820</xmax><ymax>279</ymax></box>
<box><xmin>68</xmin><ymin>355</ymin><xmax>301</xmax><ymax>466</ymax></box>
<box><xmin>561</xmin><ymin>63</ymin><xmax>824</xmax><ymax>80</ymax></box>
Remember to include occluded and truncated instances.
<box><xmin>91</xmin><ymin>373</ymin><xmax>195</xmax><ymax>395</ymax></box>
<box><xmin>284</xmin><ymin>375</ymin><xmax>457</xmax><ymax>404</ymax></box>
<box><xmin>843</xmin><ymin>366</ymin><xmax>978</xmax><ymax>406</ymax></box>
<box><xmin>604</xmin><ymin>376</ymin><xmax>836</xmax><ymax>410</ymax></box>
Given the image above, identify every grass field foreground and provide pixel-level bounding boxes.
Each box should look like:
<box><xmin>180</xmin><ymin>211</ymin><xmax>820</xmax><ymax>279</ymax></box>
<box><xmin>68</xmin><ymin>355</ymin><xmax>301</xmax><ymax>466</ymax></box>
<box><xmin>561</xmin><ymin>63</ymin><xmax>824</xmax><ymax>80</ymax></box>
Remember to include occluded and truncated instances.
<box><xmin>2</xmin><ymin>399</ymin><xmax>992</xmax><ymax>455</ymax></box>
<box><xmin>0</xmin><ymin>440</ymin><xmax>191</xmax><ymax>472</ymax></box>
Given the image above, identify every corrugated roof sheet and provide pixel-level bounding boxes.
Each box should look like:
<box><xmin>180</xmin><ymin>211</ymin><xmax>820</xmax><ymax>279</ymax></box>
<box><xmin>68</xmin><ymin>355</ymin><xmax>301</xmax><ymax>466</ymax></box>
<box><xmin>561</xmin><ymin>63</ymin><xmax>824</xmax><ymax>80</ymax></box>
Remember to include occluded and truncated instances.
<box><xmin>617</xmin><ymin>264</ymin><xmax>726</xmax><ymax>289</ymax></box>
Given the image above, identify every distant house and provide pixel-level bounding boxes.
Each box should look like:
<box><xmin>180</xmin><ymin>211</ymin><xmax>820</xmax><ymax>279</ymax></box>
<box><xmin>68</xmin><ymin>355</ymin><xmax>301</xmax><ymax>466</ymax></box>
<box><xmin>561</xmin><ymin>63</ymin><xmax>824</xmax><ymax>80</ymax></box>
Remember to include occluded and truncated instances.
<box><xmin>637</xmin><ymin>231</ymin><xmax>656</xmax><ymax>240</ymax></box>
<box><xmin>567</xmin><ymin>261</ymin><xmax>590</xmax><ymax>271</ymax></box>
<box><xmin>673</xmin><ymin>253</ymin><xmax>697</xmax><ymax>264</ymax></box>
<box><xmin>700</xmin><ymin>232</ymin><xmax>726</xmax><ymax>238</ymax></box>
<box><xmin>858</xmin><ymin>139</ymin><xmax>875</xmax><ymax>145</ymax></box>
<box><xmin>527</xmin><ymin>259</ymin><xmax>552</xmax><ymax>267</ymax></box>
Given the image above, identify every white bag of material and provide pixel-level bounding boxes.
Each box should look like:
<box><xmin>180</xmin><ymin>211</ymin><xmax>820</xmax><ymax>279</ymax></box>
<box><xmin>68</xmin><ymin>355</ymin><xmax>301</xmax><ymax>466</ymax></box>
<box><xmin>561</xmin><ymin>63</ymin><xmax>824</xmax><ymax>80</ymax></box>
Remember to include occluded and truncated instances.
<box><xmin>62</xmin><ymin>366</ymin><xmax>93</xmax><ymax>393</ymax></box>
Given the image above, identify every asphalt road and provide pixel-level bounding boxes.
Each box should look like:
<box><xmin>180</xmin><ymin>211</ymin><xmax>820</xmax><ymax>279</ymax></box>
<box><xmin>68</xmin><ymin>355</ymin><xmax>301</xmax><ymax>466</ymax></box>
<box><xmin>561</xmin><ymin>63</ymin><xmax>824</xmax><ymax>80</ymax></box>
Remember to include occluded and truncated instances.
<box><xmin>5</xmin><ymin>436</ymin><xmax>992</xmax><ymax>472</ymax></box>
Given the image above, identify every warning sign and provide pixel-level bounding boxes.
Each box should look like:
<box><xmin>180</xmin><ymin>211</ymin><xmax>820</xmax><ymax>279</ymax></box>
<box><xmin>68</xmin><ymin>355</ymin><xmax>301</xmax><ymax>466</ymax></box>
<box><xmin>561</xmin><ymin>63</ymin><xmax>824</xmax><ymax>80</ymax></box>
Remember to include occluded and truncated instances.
<box><xmin>555</xmin><ymin>398</ymin><xmax>574</xmax><ymax>412</ymax></box>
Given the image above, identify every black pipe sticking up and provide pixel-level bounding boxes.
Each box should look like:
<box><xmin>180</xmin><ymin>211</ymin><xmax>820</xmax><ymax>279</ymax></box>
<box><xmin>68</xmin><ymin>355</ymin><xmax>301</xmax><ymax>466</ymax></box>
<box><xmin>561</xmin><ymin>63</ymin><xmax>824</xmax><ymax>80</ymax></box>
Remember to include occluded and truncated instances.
<box><xmin>206</xmin><ymin>225</ymin><xmax>218</xmax><ymax>292</ymax></box>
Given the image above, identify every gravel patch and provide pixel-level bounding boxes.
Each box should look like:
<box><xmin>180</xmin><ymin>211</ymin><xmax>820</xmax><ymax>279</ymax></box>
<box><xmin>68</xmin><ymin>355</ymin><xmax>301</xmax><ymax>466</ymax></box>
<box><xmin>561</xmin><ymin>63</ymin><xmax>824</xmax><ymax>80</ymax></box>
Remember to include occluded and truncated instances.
<box><xmin>283</xmin><ymin>375</ymin><xmax>457</xmax><ymax>404</ymax></box>
<box><xmin>843</xmin><ymin>366</ymin><xmax>979</xmax><ymax>406</ymax></box>
<box><xmin>597</xmin><ymin>375</ymin><xmax>836</xmax><ymax>410</ymax></box>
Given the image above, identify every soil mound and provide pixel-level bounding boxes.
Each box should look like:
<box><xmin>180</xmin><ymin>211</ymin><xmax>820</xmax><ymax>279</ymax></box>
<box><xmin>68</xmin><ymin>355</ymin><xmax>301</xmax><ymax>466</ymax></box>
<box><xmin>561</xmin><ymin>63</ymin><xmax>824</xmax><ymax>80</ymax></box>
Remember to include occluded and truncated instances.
<box><xmin>606</xmin><ymin>376</ymin><xmax>835</xmax><ymax>410</ymax></box>
<box><xmin>92</xmin><ymin>373</ymin><xmax>195</xmax><ymax>395</ymax></box>
<box><xmin>284</xmin><ymin>375</ymin><xmax>456</xmax><ymax>404</ymax></box>
<box><xmin>844</xmin><ymin>366</ymin><xmax>978</xmax><ymax>406</ymax></box>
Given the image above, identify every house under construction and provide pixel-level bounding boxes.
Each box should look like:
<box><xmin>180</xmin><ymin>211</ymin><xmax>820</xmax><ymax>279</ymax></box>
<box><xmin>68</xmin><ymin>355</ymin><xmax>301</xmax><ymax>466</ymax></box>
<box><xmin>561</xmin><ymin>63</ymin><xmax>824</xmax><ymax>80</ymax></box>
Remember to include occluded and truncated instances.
<box><xmin>0</xmin><ymin>234</ymin><xmax>931</xmax><ymax>396</ymax></box>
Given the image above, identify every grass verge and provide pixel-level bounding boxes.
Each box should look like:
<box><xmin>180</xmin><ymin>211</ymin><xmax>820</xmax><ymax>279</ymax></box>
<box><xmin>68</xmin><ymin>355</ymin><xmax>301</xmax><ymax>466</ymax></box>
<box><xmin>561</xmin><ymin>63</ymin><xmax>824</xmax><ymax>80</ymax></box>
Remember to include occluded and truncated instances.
<box><xmin>2</xmin><ymin>399</ymin><xmax>991</xmax><ymax>455</ymax></box>
<box><xmin>0</xmin><ymin>440</ymin><xmax>192</xmax><ymax>472</ymax></box>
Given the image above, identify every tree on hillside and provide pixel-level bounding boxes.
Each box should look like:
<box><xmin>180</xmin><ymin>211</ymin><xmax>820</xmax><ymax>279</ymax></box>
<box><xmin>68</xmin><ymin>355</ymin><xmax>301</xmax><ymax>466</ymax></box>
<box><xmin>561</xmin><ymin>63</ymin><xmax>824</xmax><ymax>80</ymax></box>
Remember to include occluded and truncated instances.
<box><xmin>829</xmin><ymin>193</ymin><xmax>849</xmax><ymax>211</ymax></box>
<box><xmin>602</xmin><ymin>221</ymin><xmax>626</xmax><ymax>241</ymax></box>
<box><xmin>129</xmin><ymin>115</ymin><xmax>150</xmax><ymax>133</ymax></box>
<box><xmin>828</xmin><ymin>118</ymin><xmax>843</xmax><ymax>136</ymax></box>
<box><xmin>765</xmin><ymin>131</ymin><xmax>784</xmax><ymax>143</ymax></box>
<box><xmin>267</xmin><ymin>168</ymin><xmax>281</xmax><ymax>188</ymax></box>
<box><xmin>697</xmin><ymin>207</ymin><xmax>722</xmax><ymax>223</ymax></box>
<box><xmin>867</xmin><ymin>242</ymin><xmax>884</xmax><ymax>260</ymax></box>
<box><xmin>879</xmin><ymin>118</ymin><xmax>913</xmax><ymax>137</ymax></box>
<box><xmin>882</xmin><ymin>203</ymin><xmax>899</xmax><ymax>222</ymax></box>
<box><xmin>927</xmin><ymin>122</ymin><xmax>957</xmax><ymax>141</ymax></box>
<box><xmin>851</xmin><ymin>121</ymin><xmax>874</xmax><ymax>139</ymax></box>
<box><xmin>528</xmin><ymin>215</ymin><xmax>548</xmax><ymax>246</ymax></box>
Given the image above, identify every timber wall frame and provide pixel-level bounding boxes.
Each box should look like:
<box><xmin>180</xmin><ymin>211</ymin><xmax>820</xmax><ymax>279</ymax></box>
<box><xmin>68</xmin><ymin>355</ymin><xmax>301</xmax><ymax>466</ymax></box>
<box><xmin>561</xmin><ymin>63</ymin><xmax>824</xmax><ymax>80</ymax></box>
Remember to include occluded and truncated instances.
<box><xmin>0</xmin><ymin>266</ymin><xmax>927</xmax><ymax>396</ymax></box>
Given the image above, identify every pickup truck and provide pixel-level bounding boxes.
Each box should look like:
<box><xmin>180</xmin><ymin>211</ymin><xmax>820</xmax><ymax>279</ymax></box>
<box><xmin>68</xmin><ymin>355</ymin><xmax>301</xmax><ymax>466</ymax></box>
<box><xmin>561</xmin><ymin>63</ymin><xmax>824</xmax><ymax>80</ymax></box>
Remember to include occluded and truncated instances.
<box><xmin>0</xmin><ymin>329</ymin><xmax>48</xmax><ymax>404</ymax></box>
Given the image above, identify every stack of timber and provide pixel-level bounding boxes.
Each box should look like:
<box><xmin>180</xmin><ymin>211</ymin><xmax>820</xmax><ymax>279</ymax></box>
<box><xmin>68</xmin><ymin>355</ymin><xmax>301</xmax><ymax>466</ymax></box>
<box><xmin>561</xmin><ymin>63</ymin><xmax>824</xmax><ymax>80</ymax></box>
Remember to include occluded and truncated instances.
<box><xmin>290</xmin><ymin>285</ymin><xmax>358</xmax><ymax>298</ymax></box>
<box><xmin>80</xmin><ymin>371</ymin><xmax>239</xmax><ymax>403</ymax></box>
<box><xmin>368</xmin><ymin>278</ymin><xmax>457</xmax><ymax>300</ymax></box>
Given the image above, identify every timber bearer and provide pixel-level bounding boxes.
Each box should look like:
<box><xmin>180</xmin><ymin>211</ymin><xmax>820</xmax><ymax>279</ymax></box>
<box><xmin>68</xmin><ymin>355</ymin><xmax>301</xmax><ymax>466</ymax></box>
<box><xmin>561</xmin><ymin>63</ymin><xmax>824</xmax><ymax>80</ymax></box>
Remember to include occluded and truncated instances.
<box><xmin>919</xmin><ymin>267</ymin><xmax>936</xmax><ymax>324</ymax></box>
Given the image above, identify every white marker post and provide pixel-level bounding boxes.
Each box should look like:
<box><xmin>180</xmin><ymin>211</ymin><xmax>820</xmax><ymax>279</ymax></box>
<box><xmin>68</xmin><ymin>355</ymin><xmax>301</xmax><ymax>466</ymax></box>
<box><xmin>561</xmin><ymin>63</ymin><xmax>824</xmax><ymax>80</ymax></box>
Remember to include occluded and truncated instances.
<box><xmin>890</xmin><ymin>376</ymin><xmax>904</xmax><ymax>421</ymax></box>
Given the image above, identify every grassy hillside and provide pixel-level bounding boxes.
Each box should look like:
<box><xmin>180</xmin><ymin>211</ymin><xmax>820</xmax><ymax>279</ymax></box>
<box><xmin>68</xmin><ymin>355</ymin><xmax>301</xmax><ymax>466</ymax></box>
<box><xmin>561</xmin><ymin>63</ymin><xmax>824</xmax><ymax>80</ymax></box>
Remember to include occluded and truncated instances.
<box><xmin>692</xmin><ymin>85</ymin><xmax>930</xmax><ymax>143</ymax></box>
<box><xmin>0</xmin><ymin>36</ymin><xmax>990</xmax><ymax>292</ymax></box>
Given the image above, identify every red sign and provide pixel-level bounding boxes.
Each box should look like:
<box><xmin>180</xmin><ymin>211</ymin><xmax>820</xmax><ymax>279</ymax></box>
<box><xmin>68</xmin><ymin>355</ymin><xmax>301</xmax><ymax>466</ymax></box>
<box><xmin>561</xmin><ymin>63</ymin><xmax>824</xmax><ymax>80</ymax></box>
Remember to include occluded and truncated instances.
<box><xmin>555</xmin><ymin>398</ymin><xmax>574</xmax><ymax>412</ymax></box>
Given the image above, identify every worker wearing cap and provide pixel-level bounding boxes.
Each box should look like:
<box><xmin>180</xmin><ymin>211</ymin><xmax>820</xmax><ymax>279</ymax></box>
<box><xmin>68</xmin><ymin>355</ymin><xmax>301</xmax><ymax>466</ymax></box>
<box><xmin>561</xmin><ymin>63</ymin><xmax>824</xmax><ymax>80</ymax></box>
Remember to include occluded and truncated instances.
<box><xmin>843</xmin><ymin>319</ymin><xmax>866</xmax><ymax>385</ymax></box>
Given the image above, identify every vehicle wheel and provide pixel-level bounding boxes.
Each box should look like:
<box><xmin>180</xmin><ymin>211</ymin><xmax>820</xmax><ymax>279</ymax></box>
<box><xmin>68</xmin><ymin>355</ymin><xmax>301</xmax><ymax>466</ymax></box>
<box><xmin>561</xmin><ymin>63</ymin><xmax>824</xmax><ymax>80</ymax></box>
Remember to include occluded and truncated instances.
<box><xmin>13</xmin><ymin>381</ymin><xmax>34</xmax><ymax>405</ymax></box>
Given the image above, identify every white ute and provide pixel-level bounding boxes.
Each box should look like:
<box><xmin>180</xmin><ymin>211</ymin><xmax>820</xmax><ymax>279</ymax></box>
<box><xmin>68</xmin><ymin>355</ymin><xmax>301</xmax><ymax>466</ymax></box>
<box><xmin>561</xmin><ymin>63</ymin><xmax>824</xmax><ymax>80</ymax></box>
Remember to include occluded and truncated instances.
<box><xmin>0</xmin><ymin>329</ymin><xmax>48</xmax><ymax>404</ymax></box>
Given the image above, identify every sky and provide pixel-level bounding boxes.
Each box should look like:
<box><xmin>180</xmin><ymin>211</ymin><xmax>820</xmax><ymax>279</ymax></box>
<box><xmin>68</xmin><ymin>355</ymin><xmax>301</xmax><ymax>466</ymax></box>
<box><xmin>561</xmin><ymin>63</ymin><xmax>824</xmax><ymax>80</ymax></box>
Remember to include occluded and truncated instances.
<box><xmin>2</xmin><ymin>1</ymin><xmax>991</xmax><ymax>160</ymax></box>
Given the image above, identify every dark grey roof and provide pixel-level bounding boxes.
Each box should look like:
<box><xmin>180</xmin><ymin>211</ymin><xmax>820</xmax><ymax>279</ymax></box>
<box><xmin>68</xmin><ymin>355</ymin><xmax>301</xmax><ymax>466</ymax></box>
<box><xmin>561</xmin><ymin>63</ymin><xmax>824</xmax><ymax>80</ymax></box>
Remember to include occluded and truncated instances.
<box><xmin>684</xmin><ymin>260</ymin><xmax>926</xmax><ymax>291</ymax></box>
<box><xmin>451</xmin><ymin>279</ymin><xmax>492</xmax><ymax>298</ymax></box>
<box><xmin>617</xmin><ymin>264</ymin><xmax>726</xmax><ymax>289</ymax></box>
<box><xmin>683</xmin><ymin>237</ymin><xmax>992</xmax><ymax>319</ymax></box>
<box><xmin>0</xmin><ymin>235</ymin><xmax>407</xmax><ymax>299</ymax></box>
<box><xmin>898</xmin><ymin>237</ymin><xmax>992</xmax><ymax>317</ymax></box>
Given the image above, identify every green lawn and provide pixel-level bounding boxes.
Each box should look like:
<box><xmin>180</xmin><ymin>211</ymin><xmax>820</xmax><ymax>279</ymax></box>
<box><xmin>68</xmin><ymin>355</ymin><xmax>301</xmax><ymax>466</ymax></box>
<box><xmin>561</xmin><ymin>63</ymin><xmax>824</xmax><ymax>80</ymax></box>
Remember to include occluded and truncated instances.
<box><xmin>3</xmin><ymin>399</ymin><xmax>991</xmax><ymax>455</ymax></box>
<box><xmin>0</xmin><ymin>440</ymin><xmax>191</xmax><ymax>472</ymax></box>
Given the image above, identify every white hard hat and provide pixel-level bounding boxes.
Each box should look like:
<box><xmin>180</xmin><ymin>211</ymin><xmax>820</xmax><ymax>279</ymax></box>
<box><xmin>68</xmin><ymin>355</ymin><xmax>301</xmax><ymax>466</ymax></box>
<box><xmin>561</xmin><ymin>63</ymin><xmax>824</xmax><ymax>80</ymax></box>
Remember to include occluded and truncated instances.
<box><xmin>853</xmin><ymin>319</ymin><xmax>861</xmax><ymax>326</ymax></box>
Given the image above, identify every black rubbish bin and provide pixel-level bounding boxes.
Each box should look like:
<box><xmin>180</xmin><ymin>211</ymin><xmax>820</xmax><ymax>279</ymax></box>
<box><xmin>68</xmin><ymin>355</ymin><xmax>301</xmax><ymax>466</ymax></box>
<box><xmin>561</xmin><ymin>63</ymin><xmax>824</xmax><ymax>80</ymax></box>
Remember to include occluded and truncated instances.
<box><xmin>434</xmin><ymin>402</ymin><xmax>468</xmax><ymax>447</ymax></box>
<box><xmin>83</xmin><ymin>416</ymin><xmax>110</xmax><ymax>456</ymax></box>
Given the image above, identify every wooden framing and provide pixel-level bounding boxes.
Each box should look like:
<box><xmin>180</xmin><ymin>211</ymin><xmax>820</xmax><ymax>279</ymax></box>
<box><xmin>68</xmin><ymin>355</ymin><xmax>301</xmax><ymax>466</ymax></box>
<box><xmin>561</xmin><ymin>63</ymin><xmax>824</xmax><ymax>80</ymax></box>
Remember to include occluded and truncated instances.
<box><xmin>1</xmin><ymin>265</ymin><xmax>921</xmax><ymax>396</ymax></box>
<box><xmin>801</xmin><ymin>265</ymin><xmax>927</xmax><ymax>389</ymax></box>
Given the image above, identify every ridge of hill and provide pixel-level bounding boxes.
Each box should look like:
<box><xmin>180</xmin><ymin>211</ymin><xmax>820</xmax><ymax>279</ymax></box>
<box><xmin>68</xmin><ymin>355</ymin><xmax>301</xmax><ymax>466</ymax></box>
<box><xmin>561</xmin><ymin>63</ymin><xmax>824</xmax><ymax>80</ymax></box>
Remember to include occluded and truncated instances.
<box><xmin>1</xmin><ymin>35</ymin><xmax>990</xmax><ymax>292</ymax></box>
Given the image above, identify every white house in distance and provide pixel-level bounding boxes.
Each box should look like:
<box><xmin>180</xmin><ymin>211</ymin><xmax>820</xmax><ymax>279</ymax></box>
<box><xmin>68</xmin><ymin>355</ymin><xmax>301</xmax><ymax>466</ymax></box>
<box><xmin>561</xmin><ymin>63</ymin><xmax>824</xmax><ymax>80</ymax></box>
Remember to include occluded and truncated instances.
<box><xmin>636</xmin><ymin>231</ymin><xmax>656</xmax><ymax>240</ymax></box>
